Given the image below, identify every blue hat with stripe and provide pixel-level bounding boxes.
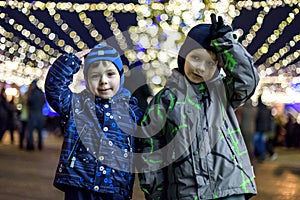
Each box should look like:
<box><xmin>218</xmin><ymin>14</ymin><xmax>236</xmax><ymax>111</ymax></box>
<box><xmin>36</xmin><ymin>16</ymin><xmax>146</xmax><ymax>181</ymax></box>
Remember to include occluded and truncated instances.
<box><xmin>84</xmin><ymin>44</ymin><xmax>124</xmax><ymax>88</ymax></box>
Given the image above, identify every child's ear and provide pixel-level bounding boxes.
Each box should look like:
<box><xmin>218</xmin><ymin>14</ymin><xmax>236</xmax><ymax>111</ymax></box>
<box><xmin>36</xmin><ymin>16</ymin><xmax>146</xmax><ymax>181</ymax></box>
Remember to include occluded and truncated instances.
<box><xmin>215</xmin><ymin>59</ymin><xmax>218</xmax><ymax>66</ymax></box>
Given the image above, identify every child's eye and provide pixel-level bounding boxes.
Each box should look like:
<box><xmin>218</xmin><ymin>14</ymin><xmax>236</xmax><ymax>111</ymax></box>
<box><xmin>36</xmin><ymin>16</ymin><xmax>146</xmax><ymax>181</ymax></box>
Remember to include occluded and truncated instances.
<box><xmin>90</xmin><ymin>74</ymin><xmax>100</xmax><ymax>79</ymax></box>
<box><xmin>191</xmin><ymin>55</ymin><xmax>200</xmax><ymax>61</ymax></box>
<box><xmin>208</xmin><ymin>61</ymin><xmax>215</xmax><ymax>66</ymax></box>
<box><xmin>107</xmin><ymin>72</ymin><xmax>116</xmax><ymax>76</ymax></box>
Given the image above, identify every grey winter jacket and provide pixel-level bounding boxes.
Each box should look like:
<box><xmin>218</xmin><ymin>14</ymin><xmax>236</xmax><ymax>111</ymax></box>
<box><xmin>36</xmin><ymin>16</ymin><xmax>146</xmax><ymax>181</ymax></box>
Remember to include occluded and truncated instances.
<box><xmin>138</xmin><ymin>32</ymin><xmax>259</xmax><ymax>200</ymax></box>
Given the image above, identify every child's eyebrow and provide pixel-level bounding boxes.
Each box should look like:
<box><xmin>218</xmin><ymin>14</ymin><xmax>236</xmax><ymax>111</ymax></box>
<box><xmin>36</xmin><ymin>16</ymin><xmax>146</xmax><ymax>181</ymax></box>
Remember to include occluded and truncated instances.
<box><xmin>105</xmin><ymin>67</ymin><xmax>117</xmax><ymax>72</ymax></box>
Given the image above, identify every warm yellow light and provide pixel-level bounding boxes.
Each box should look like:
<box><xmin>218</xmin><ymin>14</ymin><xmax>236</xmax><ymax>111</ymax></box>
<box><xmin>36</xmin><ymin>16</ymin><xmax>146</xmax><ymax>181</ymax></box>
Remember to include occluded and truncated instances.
<box><xmin>261</xmin><ymin>46</ymin><xmax>269</xmax><ymax>54</ymax></box>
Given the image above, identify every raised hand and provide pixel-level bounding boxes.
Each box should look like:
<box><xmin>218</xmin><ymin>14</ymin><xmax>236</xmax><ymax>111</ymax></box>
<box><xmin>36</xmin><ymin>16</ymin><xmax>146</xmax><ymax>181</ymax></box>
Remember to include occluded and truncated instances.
<box><xmin>75</xmin><ymin>49</ymin><xmax>92</xmax><ymax>59</ymax></box>
<box><xmin>210</xmin><ymin>13</ymin><xmax>232</xmax><ymax>39</ymax></box>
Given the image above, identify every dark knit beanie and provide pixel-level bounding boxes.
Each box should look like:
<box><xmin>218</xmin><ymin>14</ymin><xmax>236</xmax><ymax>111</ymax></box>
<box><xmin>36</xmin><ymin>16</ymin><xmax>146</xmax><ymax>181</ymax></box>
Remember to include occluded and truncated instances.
<box><xmin>84</xmin><ymin>44</ymin><xmax>124</xmax><ymax>88</ymax></box>
<box><xmin>177</xmin><ymin>24</ymin><xmax>214</xmax><ymax>75</ymax></box>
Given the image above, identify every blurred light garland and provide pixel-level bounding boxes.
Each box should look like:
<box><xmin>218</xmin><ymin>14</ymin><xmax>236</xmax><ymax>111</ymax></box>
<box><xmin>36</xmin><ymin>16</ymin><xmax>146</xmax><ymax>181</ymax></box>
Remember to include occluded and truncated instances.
<box><xmin>252</xmin><ymin>7</ymin><xmax>298</xmax><ymax>63</ymax></box>
<box><xmin>0</xmin><ymin>0</ymin><xmax>299</xmax><ymax>104</ymax></box>
<box><xmin>129</xmin><ymin>0</ymin><xmax>236</xmax><ymax>90</ymax></box>
<box><xmin>105</xmin><ymin>10</ymin><xmax>129</xmax><ymax>55</ymax></box>
<box><xmin>0</xmin><ymin>16</ymin><xmax>57</xmax><ymax>86</ymax></box>
<box><xmin>239</xmin><ymin>7</ymin><xmax>270</xmax><ymax>48</ymax></box>
<box><xmin>0</xmin><ymin>13</ymin><xmax>59</xmax><ymax>59</ymax></box>
<box><xmin>235</xmin><ymin>0</ymin><xmax>300</xmax><ymax>103</ymax></box>
<box><xmin>16</xmin><ymin>1</ymin><xmax>75</xmax><ymax>53</ymax></box>
<box><xmin>47</xmin><ymin>6</ymin><xmax>89</xmax><ymax>52</ymax></box>
<box><xmin>77</xmin><ymin>11</ymin><xmax>103</xmax><ymax>45</ymax></box>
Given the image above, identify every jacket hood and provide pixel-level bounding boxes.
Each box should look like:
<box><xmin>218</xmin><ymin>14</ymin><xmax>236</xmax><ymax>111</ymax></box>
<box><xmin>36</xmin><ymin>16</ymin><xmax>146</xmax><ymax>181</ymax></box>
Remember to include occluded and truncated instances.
<box><xmin>177</xmin><ymin>24</ymin><xmax>214</xmax><ymax>75</ymax></box>
<box><xmin>84</xmin><ymin>44</ymin><xmax>125</xmax><ymax>91</ymax></box>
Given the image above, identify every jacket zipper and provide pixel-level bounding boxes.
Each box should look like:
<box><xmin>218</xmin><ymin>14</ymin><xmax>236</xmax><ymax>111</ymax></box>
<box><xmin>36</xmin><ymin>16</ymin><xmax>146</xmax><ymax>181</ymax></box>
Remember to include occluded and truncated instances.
<box><xmin>67</xmin><ymin>124</ymin><xmax>87</xmax><ymax>168</ymax></box>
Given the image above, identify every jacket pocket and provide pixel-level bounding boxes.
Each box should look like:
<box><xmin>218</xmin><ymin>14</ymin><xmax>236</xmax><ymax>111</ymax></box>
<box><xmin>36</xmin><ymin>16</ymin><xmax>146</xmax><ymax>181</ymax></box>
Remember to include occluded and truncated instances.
<box><xmin>219</xmin><ymin>127</ymin><xmax>240</xmax><ymax>165</ymax></box>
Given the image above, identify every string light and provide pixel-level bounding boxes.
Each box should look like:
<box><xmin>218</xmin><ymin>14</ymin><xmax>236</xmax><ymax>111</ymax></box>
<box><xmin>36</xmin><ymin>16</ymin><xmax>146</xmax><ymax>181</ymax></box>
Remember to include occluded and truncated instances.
<box><xmin>0</xmin><ymin>13</ymin><xmax>58</xmax><ymax>61</ymax></box>
<box><xmin>46</xmin><ymin>6</ymin><xmax>89</xmax><ymax>52</ymax></box>
<box><xmin>258</xmin><ymin>33</ymin><xmax>300</xmax><ymax>76</ymax></box>
<box><xmin>17</xmin><ymin>2</ymin><xmax>76</xmax><ymax>53</ymax></box>
<box><xmin>0</xmin><ymin>0</ymin><xmax>299</xmax><ymax>104</ymax></box>
<box><xmin>252</xmin><ymin>7</ymin><xmax>299</xmax><ymax>62</ymax></box>
<box><xmin>77</xmin><ymin>11</ymin><xmax>103</xmax><ymax>45</ymax></box>
<box><xmin>240</xmin><ymin>8</ymin><xmax>270</xmax><ymax>48</ymax></box>
<box><xmin>104</xmin><ymin>10</ymin><xmax>131</xmax><ymax>64</ymax></box>
<box><xmin>0</xmin><ymin>25</ymin><xmax>52</xmax><ymax>86</ymax></box>
<box><xmin>130</xmin><ymin>0</ymin><xmax>236</xmax><ymax>90</ymax></box>
<box><xmin>234</xmin><ymin>1</ymin><xmax>300</xmax><ymax>103</ymax></box>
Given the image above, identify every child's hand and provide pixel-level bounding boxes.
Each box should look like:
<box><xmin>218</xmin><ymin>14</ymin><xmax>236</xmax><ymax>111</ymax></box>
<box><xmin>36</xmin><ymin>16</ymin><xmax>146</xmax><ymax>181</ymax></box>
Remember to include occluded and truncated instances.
<box><xmin>75</xmin><ymin>49</ymin><xmax>92</xmax><ymax>59</ymax></box>
<box><xmin>210</xmin><ymin>13</ymin><xmax>232</xmax><ymax>39</ymax></box>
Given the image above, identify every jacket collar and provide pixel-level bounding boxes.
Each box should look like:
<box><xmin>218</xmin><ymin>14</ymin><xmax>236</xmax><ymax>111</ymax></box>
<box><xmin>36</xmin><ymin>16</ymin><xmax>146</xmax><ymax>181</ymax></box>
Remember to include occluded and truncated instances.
<box><xmin>166</xmin><ymin>69</ymin><xmax>220</xmax><ymax>98</ymax></box>
<box><xmin>81</xmin><ymin>88</ymin><xmax>131</xmax><ymax>104</ymax></box>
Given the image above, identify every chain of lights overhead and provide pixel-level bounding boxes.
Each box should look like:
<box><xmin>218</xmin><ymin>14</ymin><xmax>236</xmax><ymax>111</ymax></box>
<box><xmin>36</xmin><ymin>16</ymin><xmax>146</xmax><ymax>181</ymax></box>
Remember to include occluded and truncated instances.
<box><xmin>128</xmin><ymin>0</ymin><xmax>236</xmax><ymax>91</ymax></box>
<box><xmin>252</xmin><ymin>7</ymin><xmax>298</xmax><ymax>63</ymax></box>
<box><xmin>0</xmin><ymin>16</ymin><xmax>56</xmax><ymax>64</ymax></box>
<box><xmin>16</xmin><ymin>2</ymin><xmax>76</xmax><ymax>53</ymax></box>
<box><xmin>105</xmin><ymin>11</ymin><xmax>129</xmax><ymax>58</ymax></box>
<box><xmin>77</xmin><ymin>11</ymin><xmax>102</xmax><ymax>46</ymax></box>
<box><xmin>0</xmin><ymin>17</ymin><xmax>58</xmax><ymax>82</ymax></box>
<box><xmin>263</xmin><ymin>34</ymin><xmax>300</xmax><ymax>68</ymax></box>
<box><xmin>258</xmin><ymin>34</ymin><xmax>300</xmax><ymax>78</ymax></box>
<box><xmin>239</xmin><ymin>8</ymin><xmax>270</xmax><ymax>48</ymax></box>
<box><xmin>235</xmin><ymin>0</ymin><xmax>300</xmax><ymax>103</ymax></box>
<box><xmin>47</xmin><ymin>7</ymin><xmax>89</xmax><ymax>52</ymax></box>
<box><xmin>0</xmin><ymin>0</ymin><xmax>299</xmax><ymax>104</ymax></box>
<box><xmin>0</xmin><ymin>0</ymin><xmax>235</xmax><ymax>83</ymax></box>
<box><xmin>258</xmin><ymin>34</ymin><xmax>300</xmax><ymax>77</ymax></box>
<box><xmin>0</xmin><ymin>1</ymin><xmax>138</xmax><ymax>88</ymax></box>
<box><xmin>0</xmin><ymin>26</ymin><xmax>44</xmax><ymax>86</ymax></box>
<box><xmin>0</xmin><ymin>12</ymin><xmax>62</xmax><ymax>86</ymax></box>
<box><xmin>235</xmin><ymin>0</ymin><xmax>300</xmax><ymax>70</ymax></box>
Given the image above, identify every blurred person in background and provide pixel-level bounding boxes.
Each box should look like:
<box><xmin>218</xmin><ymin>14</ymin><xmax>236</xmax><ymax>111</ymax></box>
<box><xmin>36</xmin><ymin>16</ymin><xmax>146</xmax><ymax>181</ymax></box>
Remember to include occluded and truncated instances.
<box><xmin>26</xmin><ymin>80</ymin><xmax>46</xmax><ymax>151</ymax></box>
<box><xmin>124</xmin><ymin>60</ymin><xmax>153</xmax><ymax>112</ymax></box>
<box><xmin>5</xmin><ymin>97</ymin><xmax>19</xmax><ymax>144</ymax></box>
<box><xmin>236</xmin><ymin>99</ymin><xmax>257</xmax><ymax>162</ymax></box>
<box><xmin>254</xmin><ymin>96</ymin><xmax>277</xmax><ymax>162</ymax></box>
<box><xmin>284</xmin><ymin>113</ymin><xmax>297</xmax><ymax>148</ymax></box>
<box><xmin>18</xmin><ymin>90</ymin><xmax>29</xmax><ymax>149</ymax></box>
<box><xmin>0</xmin><ymin>88</ymin><xmax>8</xmax><ymax>143</ymax></box>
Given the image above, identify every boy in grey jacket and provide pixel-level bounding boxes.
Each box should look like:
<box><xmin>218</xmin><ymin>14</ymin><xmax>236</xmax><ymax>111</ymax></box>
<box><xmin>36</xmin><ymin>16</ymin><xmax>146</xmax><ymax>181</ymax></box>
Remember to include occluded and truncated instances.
<box><xmin>137</xmin><ymin>14</ymin><xmax>259</xmax><ymax>200</ymax></box>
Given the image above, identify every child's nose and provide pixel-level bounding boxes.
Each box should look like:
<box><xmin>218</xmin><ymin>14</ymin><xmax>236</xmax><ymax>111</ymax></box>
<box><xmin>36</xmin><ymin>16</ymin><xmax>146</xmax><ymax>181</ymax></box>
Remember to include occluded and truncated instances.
<box><xmin>195</xmin><ymin>62</ymin><xmax>206</xmax><ymax>71</ymax></box>
<box><xmin>99</xmin><ymin>76</ymin><xmax>108</xmax><ymax>84</ymax></box>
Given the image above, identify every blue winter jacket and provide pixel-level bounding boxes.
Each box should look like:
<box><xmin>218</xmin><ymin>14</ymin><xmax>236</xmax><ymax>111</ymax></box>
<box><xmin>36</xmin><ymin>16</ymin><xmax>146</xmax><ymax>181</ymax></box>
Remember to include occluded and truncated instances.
<box><xmin>45</xmin><ymin>53</ymin><xmax>143</xmax><ymax>198</ymax></box>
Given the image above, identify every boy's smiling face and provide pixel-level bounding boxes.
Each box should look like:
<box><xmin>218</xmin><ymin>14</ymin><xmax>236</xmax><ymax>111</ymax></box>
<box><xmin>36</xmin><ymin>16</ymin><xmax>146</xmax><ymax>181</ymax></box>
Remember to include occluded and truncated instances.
<box><xmin>87</xmin><ymin>60</ymin><xmax>120</xmax><ymax>99</ymax></box>
<box><xmin>184</xmin><ymin>48</ymin><xmax>218</xmax><ymax>84</ymax></box>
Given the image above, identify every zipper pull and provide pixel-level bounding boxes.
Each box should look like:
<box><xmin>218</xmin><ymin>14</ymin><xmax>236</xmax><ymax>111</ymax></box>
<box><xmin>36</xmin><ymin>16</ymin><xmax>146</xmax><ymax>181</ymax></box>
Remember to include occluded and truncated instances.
<box><xmin>128</xmin><ymin>137</ymin><xmax>132</xmax><ymax>152</ymax></box>
<box><xmin>127</xmin><ymin>137</ymin><xmax>131</xmax><ymax>146</ymax></box>
<box><xmin>70</xmin><ymin>156</ymin><xmax>76</xmax><ymax>168</ymax></box>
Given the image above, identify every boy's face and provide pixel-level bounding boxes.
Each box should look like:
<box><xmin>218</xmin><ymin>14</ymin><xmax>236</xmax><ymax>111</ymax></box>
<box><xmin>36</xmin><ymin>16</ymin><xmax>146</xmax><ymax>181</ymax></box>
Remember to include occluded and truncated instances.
<box><xmin>87</xmin><ymin>61</ymin><xmax>120</xmax><ymax>99</ymax></box>
<box><xmin>184</xmin><ymin>48</ymin><xmax>218</xmax><ymax>84</ymax></box>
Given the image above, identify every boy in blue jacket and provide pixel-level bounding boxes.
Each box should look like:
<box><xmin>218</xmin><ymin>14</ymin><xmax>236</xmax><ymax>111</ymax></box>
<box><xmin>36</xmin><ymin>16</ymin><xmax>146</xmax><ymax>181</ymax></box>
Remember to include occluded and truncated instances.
<box><xmin>45</xmin><ymin>44</ymin><xmax>143</xmax><ymax>200</ymax></box>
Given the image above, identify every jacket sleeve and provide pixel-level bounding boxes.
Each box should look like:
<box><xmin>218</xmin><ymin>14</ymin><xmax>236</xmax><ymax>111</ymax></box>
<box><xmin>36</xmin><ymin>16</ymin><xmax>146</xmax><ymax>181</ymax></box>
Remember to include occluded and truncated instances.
<box><xmin>44</xmin><ymin>53</ymin><xmax>82</xmax><ymax>119</ymax></box>
<box><xmin>212</xmin><ymin>32</ymin><xmax>260</xmax><ymax>109</ymax></box>
<box><xmin>137</xmin><ymin>89</ymin><xmax>173</xmax><ymax>200</ymax></box>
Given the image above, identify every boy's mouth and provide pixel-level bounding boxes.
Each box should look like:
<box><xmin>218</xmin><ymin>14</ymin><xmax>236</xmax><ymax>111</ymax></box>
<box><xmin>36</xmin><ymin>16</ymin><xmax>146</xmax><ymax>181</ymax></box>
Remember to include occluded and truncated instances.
<box><xmin>192</xmin><ymin>72</ymin><xmax>202</xmax><ymax>78</ymax></box>
<box><xmin>99</xmin><ymin>88</ymin><xmax>111</xmax><ymax>92</ymax></box>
